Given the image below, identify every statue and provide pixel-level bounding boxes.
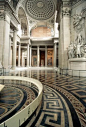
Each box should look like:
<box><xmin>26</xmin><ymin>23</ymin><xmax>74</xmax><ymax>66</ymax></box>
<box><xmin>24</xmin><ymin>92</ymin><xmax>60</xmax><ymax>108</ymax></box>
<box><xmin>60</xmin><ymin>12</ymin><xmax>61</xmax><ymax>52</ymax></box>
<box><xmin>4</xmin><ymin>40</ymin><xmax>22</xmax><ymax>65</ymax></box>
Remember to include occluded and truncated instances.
<box><xmin>73</xmin><ymin>43</ymin><xmax>77</xmax><ymax>57</ymax></box>
<box><xmin>76</xmin><ymin>34</ymin><xmax>83</xmax><ymax>58</ymax></box>
<box><xmin>68</xmin><ymin>42</ymin><xmax>74</xmax><ymax>59</ymax></box>
<box><xmin>73</xmin><ymin>14</ymin><xmax>82</xmax><ymax>27</ymax></box>
<box><xmin>76</xmin><ymin>42</ymin><xmax>82</xmax><ymax>57</ymax></box>
<box><xmin>68</xmin><ymin>34</ymin><xmax>85</xmax><ymax>59</ymax></box>
<box><xmin>82</xmin><ymin>44</ymin><xmax>86</xmax><ymax>58</ymax></box>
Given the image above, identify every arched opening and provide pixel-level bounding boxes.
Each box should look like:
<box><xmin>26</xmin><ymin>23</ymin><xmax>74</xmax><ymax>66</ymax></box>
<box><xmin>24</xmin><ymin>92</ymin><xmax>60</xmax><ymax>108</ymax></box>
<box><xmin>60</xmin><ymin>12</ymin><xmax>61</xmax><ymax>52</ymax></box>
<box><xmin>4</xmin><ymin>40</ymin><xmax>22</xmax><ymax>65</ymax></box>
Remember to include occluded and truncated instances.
<box><xmin>17</xmin><ymin>7</ymin><xmax>28</xmax><ymax>67</ymax></box>
<box><xmin>18</xmin><ymin>7</ymin><xmax>28</xmax><ymax>36</ymax></box>
<box><xmin>30</xmin><ymin>22</ymin><xmax>54</xmax><ymax>38</ymax></box>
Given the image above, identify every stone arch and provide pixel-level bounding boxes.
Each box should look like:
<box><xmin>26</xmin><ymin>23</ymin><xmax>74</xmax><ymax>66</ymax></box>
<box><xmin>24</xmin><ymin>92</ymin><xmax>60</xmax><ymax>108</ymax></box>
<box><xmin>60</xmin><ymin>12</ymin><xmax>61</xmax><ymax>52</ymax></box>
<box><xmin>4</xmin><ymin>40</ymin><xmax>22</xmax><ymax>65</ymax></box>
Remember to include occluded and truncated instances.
<box><xmin>17</xmin><ymin>7</ymin><xmax>29</xmax><ymax>36</ymax></box>
<box><xmin>30</xmin><ymin>22</ymin><xmax>54</xmax><ymax>37</ymax></box>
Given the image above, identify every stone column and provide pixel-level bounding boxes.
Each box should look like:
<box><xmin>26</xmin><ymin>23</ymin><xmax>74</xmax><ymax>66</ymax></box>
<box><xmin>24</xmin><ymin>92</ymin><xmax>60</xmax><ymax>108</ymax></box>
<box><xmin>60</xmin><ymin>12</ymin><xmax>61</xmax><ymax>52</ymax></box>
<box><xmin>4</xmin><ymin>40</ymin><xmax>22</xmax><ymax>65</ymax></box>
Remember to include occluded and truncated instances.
<box><xmin>59</xmin><ymin>7</ymin><xmax>71</xmax><ymax>69</ymax></box>
<box><xmin>27</xmin><ymin>43</ymin><xmax>29</xmax><ymax>67</ymax></box>
<box><xmin>1</xmin><ymin>13</ymin><xmax>10</xmax><ymax>69</ymax></box>
<box><xmin>9</xmin><ymin>35</ymin><xmax>11</xmax><ymax>68</ymax></box>
<box><xmin>45</xmin><ymin>46</ymin><xmax>47</xmax><ymax>67</ymax></box>
<box><xmin>13</xmin><ymin>30</ymin><xmax>17</xmax><ymax>69</ymax></box>
<box><xmin>22</xmin><ymin>50</ymin><xmax>24</xmax><ymax>67</ymax></box>
<box><xmin>85</xmin><ymin>16</ymin><xmax>86</xmax><ymax>42</ymax></box>
<box><xmin>30</xmin><ymin>46</ymin><xmax>32</xmax><ymax>67</ymax></box>
<box><xmin>18</xmin><ymin>43</ymin><xmax>21</xmax><ymax>67</ymax></box>
<box><xmin>37</xmin><ymin>46</ymin><xmax>39</xmax><ymax>67</ymax></box>
<box><xmin>54</xmin><ymin>42</ymin><xmax>57</xmax><ymax>67</ymax></box>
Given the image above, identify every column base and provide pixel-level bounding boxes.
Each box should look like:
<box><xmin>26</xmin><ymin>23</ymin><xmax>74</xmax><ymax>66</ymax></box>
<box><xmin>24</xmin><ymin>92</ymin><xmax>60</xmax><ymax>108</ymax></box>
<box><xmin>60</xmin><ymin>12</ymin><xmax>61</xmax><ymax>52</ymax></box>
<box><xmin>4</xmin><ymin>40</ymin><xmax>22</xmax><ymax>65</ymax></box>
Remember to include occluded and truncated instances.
<box><xmin>12</xmin><ymin>66</ymin><xmax>16</xmax><ymax>70</ymax></box>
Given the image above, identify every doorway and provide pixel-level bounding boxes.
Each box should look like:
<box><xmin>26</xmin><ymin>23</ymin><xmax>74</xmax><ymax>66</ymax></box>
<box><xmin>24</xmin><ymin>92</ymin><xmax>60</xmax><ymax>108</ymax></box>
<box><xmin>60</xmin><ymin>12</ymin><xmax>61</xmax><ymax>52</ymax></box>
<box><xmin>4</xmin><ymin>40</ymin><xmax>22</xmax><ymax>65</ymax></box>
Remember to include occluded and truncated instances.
<box><xmin>40</xmin><ymin>51</ymin><xmax>45</xmax><ymax>66</ymax></box>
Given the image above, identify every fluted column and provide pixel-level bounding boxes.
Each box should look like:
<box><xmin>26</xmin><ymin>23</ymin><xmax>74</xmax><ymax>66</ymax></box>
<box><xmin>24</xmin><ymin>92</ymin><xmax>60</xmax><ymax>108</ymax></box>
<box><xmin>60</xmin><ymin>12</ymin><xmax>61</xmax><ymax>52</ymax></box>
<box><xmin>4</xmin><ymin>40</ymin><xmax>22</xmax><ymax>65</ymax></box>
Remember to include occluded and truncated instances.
<box><xmin>85</xmin><ymin>16</ymin><xmax>86</xmax><ymax>42</ymax></box>
<box><xmin>45</xmin><ymin>46</ymin><xmax>47</xmax><ymax>67</ymax></box>
<box><xmin>27</xmin><ymin>43</ymin><xmax>29</xmax><ymax>67</ymax></box>
<box><xmin>1</xmin><ymin>13</ymin><xmax>10</xmax><ymax>69</ymax></box>
<box><xmin>30</xmin><ymin>46</ymin><xmax>32</xmax><ymax>67</ymax></box>
<box><xmin>22</xmin><ymin>50</ymin><xmax>24</xmax><ymax>67</ymax></box>
<box><xmin>54</xmin><ymin>42</ymin><xmax>57</xmax><ymax>67</ymax></box>
<box><xmin>18</xmin><ymin>43</ymin><xmax>21</xmax><ymax>67</ymax></box>
<box><xmin>37</xmin><ymin>46</ymin><xmax>39</xmax><ymax>67</ymax></box>
<box><xmin>59</xmin><ymin>7</ymin><xmax>71</xmax><ymax>69</ymax></box>
<box><xmin>9</xmin><ymin>35</ymin><xmax>11</xmax><ymax>68</ymax></box>
<box><xmin>13</xmin><ymin>30</ymin><xmax>17</xmax><ymax>69</ymax></box>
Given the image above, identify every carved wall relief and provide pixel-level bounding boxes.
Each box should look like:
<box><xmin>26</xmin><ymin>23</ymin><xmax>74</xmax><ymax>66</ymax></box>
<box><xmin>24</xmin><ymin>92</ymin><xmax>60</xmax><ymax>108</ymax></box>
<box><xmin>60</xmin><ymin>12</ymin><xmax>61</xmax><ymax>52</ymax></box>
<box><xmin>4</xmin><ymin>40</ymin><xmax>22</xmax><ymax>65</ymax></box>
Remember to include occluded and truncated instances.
<box><xmin>73</xmin><ymin>13</ymin><xmax>85</xmax><ymax>33</ymax></box>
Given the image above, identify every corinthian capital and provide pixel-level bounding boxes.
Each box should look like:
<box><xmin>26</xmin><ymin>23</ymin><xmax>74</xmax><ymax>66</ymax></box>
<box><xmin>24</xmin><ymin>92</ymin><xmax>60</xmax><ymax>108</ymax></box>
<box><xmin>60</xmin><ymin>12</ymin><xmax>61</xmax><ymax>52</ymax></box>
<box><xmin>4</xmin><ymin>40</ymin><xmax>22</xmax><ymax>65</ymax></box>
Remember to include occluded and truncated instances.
<box><xmin>0</xmin><ymin>10</ymin><xmax>5</xmax><ymax>20</ymax></box>
<box><xmin>62</xmin><ymin>8</ymin><xmax>71</xmax><ymax>16</ymax></box>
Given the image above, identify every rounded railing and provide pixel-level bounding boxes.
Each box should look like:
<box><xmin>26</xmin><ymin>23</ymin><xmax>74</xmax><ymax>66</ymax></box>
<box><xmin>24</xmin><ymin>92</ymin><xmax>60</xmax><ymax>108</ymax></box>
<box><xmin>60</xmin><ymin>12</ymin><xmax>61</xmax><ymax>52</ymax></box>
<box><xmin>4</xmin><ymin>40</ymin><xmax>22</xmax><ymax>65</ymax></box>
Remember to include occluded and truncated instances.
<box><xmin>0</xmin><ymin>76</ymin><xmax>43</xmax><ymax>127</ymax></box>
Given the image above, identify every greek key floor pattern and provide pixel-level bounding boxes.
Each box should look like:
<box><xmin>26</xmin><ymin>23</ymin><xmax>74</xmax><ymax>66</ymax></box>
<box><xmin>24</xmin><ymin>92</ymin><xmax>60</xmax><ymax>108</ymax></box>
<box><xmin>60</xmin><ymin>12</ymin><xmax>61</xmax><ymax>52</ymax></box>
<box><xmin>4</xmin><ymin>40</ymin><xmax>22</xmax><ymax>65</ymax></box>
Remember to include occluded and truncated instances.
<box><xmin>1</xmin><ymin>69</ymin><xmax>86</xmax><ymax>127</ymax></box>
<box><xmin>20</xmin><ymin>70</ymin><xmax>86</xmax><ymax>127</ymax></box>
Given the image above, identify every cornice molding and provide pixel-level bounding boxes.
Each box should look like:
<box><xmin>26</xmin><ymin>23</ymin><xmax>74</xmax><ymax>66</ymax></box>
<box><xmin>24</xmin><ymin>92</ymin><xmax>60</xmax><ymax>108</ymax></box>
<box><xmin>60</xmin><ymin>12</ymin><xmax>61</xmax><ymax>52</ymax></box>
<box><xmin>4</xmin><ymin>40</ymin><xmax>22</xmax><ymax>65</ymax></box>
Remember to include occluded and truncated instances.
<box><xmin>0</xmin><ymin>0</ymin><xmax>19</xmax><ymax>24</ymax></box>
<box><xmin>72</xmin><ymin>0</ymin><xmax>85</xmax><ymax>9</ymax></box>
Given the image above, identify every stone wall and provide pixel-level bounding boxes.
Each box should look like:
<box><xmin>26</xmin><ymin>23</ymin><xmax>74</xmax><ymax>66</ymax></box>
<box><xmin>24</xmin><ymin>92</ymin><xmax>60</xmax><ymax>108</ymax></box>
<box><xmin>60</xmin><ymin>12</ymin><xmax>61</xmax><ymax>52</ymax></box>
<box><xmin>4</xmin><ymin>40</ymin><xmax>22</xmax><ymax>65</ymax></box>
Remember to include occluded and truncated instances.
<box><xmin>31</xmin><ymin>27</ymin><xmax>52</xmax><ymax>37</ymax></box>
<box><xmin>58</xmin><ymin>0</ymin><xmax>86</xmax><ymax>69</ymax></box>
<box><xmin>71</xmin><ymin>1</ymin><xmax>86</xmax><ymax>44</ymax></box>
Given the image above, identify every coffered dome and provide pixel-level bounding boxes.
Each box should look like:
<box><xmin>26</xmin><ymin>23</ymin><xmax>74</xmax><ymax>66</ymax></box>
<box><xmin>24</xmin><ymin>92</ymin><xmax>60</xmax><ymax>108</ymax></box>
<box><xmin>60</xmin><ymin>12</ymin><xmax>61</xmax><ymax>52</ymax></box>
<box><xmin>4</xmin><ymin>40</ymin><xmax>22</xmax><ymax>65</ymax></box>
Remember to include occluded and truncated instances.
<box><xmin>25</xmin><ymin>0</ymin><xmax>56</xmax><ymax>20</ymax></box>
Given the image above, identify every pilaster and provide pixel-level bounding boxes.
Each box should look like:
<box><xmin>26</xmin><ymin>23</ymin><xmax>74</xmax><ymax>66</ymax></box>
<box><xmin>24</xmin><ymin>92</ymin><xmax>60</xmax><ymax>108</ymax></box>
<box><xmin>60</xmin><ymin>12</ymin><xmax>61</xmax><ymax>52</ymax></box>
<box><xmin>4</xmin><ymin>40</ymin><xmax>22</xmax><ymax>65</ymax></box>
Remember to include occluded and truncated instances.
<box><xmin>9</xmin><ymin>35</ymin><xmax>12</xmax><ymax>68</ymax></box>
<box><xmin>12</xmin><ymin>30</ymin><xmax>17</xmax><ymax>69</ymax></box>
<box><xmin>0</xmin><ymin>10</ymin><xmax>5</xmax><ymax>67</ymax></box>
<box><xmin>27</xmin><ymin>42</ymin><xmax>29</xmax><ymax>67</ymax></box>
<box><xmin>30</xmin><ymin>46</ymin><xmax>32</xmax><ymax>67</ymax></box>
<box><xmin>59</xmin><ymin>2</ymin><xmax>71</xmax><ymax>69</ymax></box>
<box><xmin>54</xmin><ymin>41</ymin><xmax>57</xmax><ymax>67</ymax></box>
<box><xmin>37</xmin><ymin>46</ymin><xmax>39</xmax><ymax>67</ymax></box>
<box><xmin>45</xmin><ymin>46</ymin><xmax>47</xmax><ymax>67</ymax></box>
<box><xmin>18</xmin><ymin>43</ymin><xmax>21</xmax><ymax>67</ymax></box>
<box><xmin>2</xmin><ymin>13</ymin><xmax>10</xmax><ymax>69</ymax></box>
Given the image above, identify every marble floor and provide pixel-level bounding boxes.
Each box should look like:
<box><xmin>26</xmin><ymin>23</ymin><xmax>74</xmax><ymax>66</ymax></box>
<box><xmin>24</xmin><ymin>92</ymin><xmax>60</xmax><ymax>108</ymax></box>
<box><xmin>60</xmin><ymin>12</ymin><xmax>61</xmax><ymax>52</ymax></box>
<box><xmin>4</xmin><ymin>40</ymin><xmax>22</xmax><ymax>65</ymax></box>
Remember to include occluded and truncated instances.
<box><xmin>0</xmin><ymin>80</ymin><xmax>38</xmax><ymax>123</ymax></box>
<box><xmin>0</xmin><ymin>68</ymin><xmax>86</xmax><ymax>127</ymax></box>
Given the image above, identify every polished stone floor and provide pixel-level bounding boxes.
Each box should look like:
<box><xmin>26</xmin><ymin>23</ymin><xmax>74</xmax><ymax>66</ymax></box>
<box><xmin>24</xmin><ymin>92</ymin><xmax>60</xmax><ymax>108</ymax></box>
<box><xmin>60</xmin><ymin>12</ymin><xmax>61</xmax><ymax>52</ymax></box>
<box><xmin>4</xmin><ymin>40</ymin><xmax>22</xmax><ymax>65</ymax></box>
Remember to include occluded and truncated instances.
<box><xmin>0</xmin><ymin>80</ymin><xmax>38</xmax><ymax>123</ymax></box>
<box><xmin>0</xmin><ymin>69</ymin><xmax>86</xmax><ymax>127</ymax></box>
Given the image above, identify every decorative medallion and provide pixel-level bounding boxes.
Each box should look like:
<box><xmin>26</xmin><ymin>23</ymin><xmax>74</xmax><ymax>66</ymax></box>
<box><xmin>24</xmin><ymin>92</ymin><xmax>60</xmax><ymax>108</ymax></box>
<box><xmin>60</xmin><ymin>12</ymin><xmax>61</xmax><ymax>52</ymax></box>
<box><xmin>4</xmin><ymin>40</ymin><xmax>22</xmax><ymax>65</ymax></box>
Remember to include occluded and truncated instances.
<box><xmin>26</xmin><ymin>0</ymin><xmax>55</xmax><ymax>20</ymax></box>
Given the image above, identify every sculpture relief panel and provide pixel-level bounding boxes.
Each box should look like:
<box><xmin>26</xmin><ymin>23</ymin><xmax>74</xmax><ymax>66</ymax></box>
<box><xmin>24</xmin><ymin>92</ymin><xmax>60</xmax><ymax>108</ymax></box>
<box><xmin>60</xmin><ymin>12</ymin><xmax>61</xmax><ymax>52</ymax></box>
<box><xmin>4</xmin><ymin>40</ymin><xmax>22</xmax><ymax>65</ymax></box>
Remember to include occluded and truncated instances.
<box><xmin>68</xmin><ymin>34</ymin><xmax>86</xmax><ymax>59</ymax></box>
<box><xmin>68</xmin><ymin>8</ymin><xmax>86</xmax><ymax>59</ymax></box>
<box><xmin>73</xmin><ymin>13</ymin><xmax>84</xmax><ymax>33</ymax></box>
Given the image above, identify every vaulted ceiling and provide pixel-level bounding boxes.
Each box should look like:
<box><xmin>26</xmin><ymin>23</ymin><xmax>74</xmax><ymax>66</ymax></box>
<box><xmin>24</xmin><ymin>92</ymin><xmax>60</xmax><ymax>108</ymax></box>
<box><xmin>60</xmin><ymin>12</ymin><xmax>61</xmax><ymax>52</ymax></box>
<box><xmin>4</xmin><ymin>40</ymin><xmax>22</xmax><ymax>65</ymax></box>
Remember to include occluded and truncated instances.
<box><xmin>25</xmin><ymin>0</ymin><xmax>56</xmax><ymax>21</ymax></box>
<box><xmin>17</xmin><ymin>0</ymin><xmax>58</xmax><ymax>34</ymax></box>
